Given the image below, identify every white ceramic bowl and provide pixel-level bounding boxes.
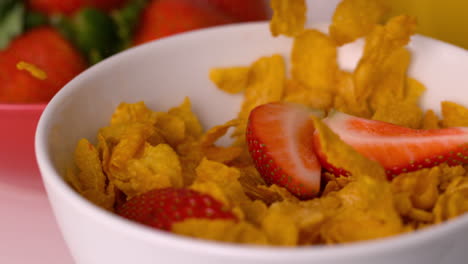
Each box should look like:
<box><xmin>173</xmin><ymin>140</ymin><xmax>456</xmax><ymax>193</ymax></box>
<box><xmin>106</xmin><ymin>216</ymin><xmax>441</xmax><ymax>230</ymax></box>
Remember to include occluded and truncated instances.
<box><xmin>35</xmin><ymin>23</ymin><xmax>468</xmax><ymax>264</ymax></box>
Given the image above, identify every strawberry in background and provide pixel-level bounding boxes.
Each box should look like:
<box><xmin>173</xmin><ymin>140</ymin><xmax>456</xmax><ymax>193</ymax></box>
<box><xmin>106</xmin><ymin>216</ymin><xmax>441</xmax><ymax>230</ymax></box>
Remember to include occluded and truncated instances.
<box><xmin>197</xmin><ymin>0</ymin><xmax>269</xmax><ymax>22</ymax></box>
<box><xmin>28</xmin><ymin>0</ymin><xmax>128</xmax><ymax>15</ymax></box>
<box><xmin>0</xmin><ymin>26</ymin><xmax>87</xmax><ymax>103</ymax></box>
<box><xmin>0</xmin><ymin>0</ymin><xmax>269</xmax><ymax>103</ymax></box>
<box><xmin>133</xmin><ymin>0</ymin><xmax>235</xmax><ymax>45</ymax></box>
<box><xmin>133</xmin><ymin>0</ymin><xmax>269</xmax><ymax>45</ymax></box>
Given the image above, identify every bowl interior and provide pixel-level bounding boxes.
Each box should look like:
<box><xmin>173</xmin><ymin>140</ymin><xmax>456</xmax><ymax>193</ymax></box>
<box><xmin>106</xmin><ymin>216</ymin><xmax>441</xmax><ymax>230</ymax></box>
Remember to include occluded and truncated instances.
<box><xmin>36</xmin><ymin>22</ymin><xmax>468</xmax><ymax>259</ymax></box>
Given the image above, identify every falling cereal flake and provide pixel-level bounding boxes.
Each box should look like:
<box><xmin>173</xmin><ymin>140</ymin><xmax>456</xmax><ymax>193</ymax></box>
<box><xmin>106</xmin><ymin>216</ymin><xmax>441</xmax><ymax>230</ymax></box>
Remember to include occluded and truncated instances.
<box><xmin>270</xmin><ymin>0</ymin><xmax>306</xmax><ymax>37</ymax></box>
<box><xmin>16</xmin><ymin>61</ymin><xmax>47</xmax><ymax>80</ymax></box>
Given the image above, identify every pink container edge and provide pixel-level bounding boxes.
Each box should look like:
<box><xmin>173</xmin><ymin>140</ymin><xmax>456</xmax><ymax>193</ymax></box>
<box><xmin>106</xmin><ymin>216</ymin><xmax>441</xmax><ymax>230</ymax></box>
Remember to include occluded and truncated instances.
<box><xmin>0</xmin><ymin>102</ymin><xmax>48</xmax><ymax>111</ymax></box>
<box><xmin>0</xmin><ymin>102</ymin><xmax>47</xmax><ymax>192</ymax></box>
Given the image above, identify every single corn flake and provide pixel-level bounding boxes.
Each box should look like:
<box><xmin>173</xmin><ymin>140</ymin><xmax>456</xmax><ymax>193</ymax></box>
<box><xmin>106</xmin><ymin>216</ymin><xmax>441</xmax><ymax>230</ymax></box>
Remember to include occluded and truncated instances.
<box><xmin>168</xmin><ymin>97</ymin><xmax>204</xmax><ymax>140</ymax></box>
<box><xmin>372</xmin><ymin>77</ymin><xmax>425</xmax><ymax>129</ymax></box>
<box><xmin>190</xmin><ymin>181</ymin><xmax>233</xmax><ymax>210</ymax></box>
<box><xmin>270</xmin><ymin>0</ymin><xmax>306</xmax><ymax>37</ymax></box>
<box><xmin>239</xmin><ymin>199</ymin><xmax>269</xmax><ymax>226</ymax></box>
<box><xmin>283</xmin><ymin>79</ymin><xmax>333</xmax><ymax>110</ymax></box>
<box><xmin>262</xmin><ymin>199</ymin><xmax>334</xmax><ymax>246</ymax></box>
<box><xmin>210</xmin><ymin>66</ymin><xmax>250</xmax><ymax>94</ymax></box>
<box><xmin>422</xmin><ymin>110</ymin><xmax>440</xmax><ymax>130</ymax></box>
<box><xmin>203</xmin><ymin>147</ymin><xmax>243</xmax><ymax>164</ymax></box>
<box><xmin>353</xmin><ymin>15</ymin><xmax>417</xmax><ymax>114</ymax></box>
<box><xmin>154</xmin><ymin>112</ymin><xmax>186</xmax><ymax>146</ymax></box>
<box><xmin>329</xmin><ymin>0</ymin><xmax>389</xmax><ymax>45</ymax></box>
<box><xmin>238</xmin><ymin>166</ymin><xmax>285</xmax><ymax>204</ymax></box>
<box><xmin>69</xmin><ymin>138</ymin><xmax>115</xmax><ymax>210</ymax></box>
<box><xmin>111</xmin><ymin>143</ymin><xmax>183</xmax><ymax>198</ymax></box>
<box><xmin>441</xmin><ymin>101</ymin><xmax>468</xmax><ymax>128</ymax></box>
<box><xmin>175</xmin><ymin>139</ymin><xmax>205</xmax><ymax>185</ymax></box>
<box><xmin>433</xmin><ymin>176</ymin><xmax>468</xmax><ymax>223</ymax></box>
<box><xmin>261</xmin><ymin>201</ymin><xmax>300</xmax><ymax>246</ymax></box>
<box><xmin>393</xmin><ymin>192</ymin><xmax>434</xmax><ymax>223</ymax></box>
<box><xmin>438</xmin><ymin>164</ymin><xmax>466</xmax><ymax>192</ymax></box>
<box><xmin>372</xmin><ymin>100</ymin><xmax>423</xmax><ymax>129</ymax></box>
<box><xmin>321</xmin><ymin>176</ymin><xmax>403</xmax><ymax>243</ymax></box>
<box><xmin>234</xmin><ymin>54</ymin><xmax>285</xmax><ymax>140</ymax></box>
<box><xmin>258</xmin><ymin>184</ymin><xmax>299</xmax><ymax>203</ymax></box>
<box><xmin>392</xmin><ymin>166</ymin><xmax>440</xmax><ymax>211</ymax></box>
<box><xmin>321</xmin><ymin>173</ymin><xmax>353</xmax><ymax>196</ymax></box>
<box><xmin>200</xmin><ymin>119</ymin><xmax>243</xmax><ymax>163</ymax></box>
<box><xmin>283</xmin><ymin>85</ymin><xmax>334</xmax><ymax>110</ymax></box>
<box><xmin>321</xmin><ymin>203</ymin><xmax>402</xmax><ymax>243</ymax></box>
<box><xmin>172</xmin><ymin>219</ymin><xmax>268</xmax><ymax>245</ymax></box>
<box><xmin>191</xmin><ymin>158</ymin><xmax>256</xmax><ymax>221</ymax></box>
<box><xmin>334</xmin><ymin>71</ymin><xmax>371</xmax><ymax>117</ymax></box>
<box><xmin>193</xmin><ymin>158</ymin><xmax>250</xmax><ymax>206</ymax></box>
<box><xmin>291</xmin><ymin>29</ymin><xmax>338</xmax><ymax>105</ymax></box>
<box><xmin>368</xmin><ymin>48</ymin><xmax>410</xmax><ymax>111</ymax></box>
<box><xmin>74</xmin><ymin>138</ymin><xmax>108</xmax><ymax>191</ymax></box>
<box><xmin>110</xmin><ymin>101</ymin><xmax>157</xmax><ymax>126</ymax></box>
<box><xmin>109</xmin><ymin>123</ymin><xmax>155</xmax><ymax>171</ymax></box>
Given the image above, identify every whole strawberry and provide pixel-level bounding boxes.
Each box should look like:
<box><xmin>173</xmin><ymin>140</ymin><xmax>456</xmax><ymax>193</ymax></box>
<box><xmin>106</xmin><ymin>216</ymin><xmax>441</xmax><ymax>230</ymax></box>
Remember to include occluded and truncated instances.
<box><xmin>133</xmin><ymin>0</ymin><xmax>236</xmax><ymax>45</ymax></box>
<box><xmin>117</xmin><ymin>188</ymin><xmax>237</xmax><ymax>231</ymax></box>
<box><xmin>28</xmin><ymin>0</ymin><xmax>128</xmax><ymax>15</ymax></box>
<box><xmin>0</xmin><ymin>26</ymin><xmax>87</xmax><ymax>103</ymax></box>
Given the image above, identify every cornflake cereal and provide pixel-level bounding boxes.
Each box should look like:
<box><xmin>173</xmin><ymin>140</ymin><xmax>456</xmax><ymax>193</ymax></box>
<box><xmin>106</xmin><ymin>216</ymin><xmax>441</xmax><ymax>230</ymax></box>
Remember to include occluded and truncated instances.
<box><xmin>329</xmin><ymin>0</ymin><xmax>389</xmax><ymax>45</ymax></box>
<box><xmin>69</xmin><ymin>0</ymin><xmax>468</xmax><ymax>246</ymax></box>
<box><xmin>269</xmin><ymin>0</ymin><xmax>306</xmax><ymax>37</ymax></box>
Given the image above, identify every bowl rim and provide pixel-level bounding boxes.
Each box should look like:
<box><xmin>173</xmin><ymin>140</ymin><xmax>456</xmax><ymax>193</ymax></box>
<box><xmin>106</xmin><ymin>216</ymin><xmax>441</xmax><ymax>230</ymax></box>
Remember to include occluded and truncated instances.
<box><xmin>35</xmin><ymin>21</ymin><xmax>468</xmax><ymax>260</ymax></box>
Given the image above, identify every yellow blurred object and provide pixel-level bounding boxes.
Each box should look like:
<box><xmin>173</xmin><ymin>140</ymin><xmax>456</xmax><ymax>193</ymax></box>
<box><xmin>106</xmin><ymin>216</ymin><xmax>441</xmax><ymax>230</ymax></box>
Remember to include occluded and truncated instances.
<box><xmin>16</xmin><ymin>61</ymin><xmax>47</xmax><ymax>80</ymax></box>
<box><xmin>388</xmin><ymin>0</ymin><xmax>468</xmax><ymax>49</ymax></box>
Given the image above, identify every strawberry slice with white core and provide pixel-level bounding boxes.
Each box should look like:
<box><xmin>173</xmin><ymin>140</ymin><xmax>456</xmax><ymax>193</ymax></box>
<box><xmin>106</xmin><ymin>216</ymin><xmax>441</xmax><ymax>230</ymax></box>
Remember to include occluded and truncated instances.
<box><xmin>246</xmin><ymin>102</ymin><xmax>322</xmax><ymax>199</ymax></box>
<box><xmin>315</xmin><ymin>111</ymin><xmax>468</xmax><ymax>179</ymax></box>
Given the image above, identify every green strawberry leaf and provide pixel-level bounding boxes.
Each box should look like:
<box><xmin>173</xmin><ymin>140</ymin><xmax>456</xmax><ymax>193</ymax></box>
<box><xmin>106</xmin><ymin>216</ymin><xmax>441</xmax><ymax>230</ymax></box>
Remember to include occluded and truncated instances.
<box><xmin>51</xmin><ymin>7</ymin><xmax>120</xmax><ymax>65</ymax></box>
<box><xmin>72</xmin><ymin>7</ymin><xmax>119</xmax><ymax>64</ymax></box>
<box><xmin>25</xmin><ymin>11</ymin><xmax>48</xmax><ymax>30</ymax></box>
<box><xmin>111</xmin><ymin>0</ymin><xmax>148</xmax><ymax>50</ymax></box>
<box><xmin>51</xmin><ymin>0</ymin><xmax>150</xmax><ymax>64</ymax></box>
<box><xmin>50</xmin><ymin>14</ymin><xmax>76</xmax><ymax>41</ymax></box>
<box><xmin>0</xmin><ymin>0</ymin><xmax>25</xmax><ymax>50</ymax></box>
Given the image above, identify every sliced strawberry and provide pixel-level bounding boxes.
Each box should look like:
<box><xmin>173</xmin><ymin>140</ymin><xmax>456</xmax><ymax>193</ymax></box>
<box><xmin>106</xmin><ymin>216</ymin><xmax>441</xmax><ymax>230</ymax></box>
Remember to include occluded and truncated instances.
<box><xmin>117</xmin><ymin>187</ymin><xmax>236</xmax><ymax>231</ymax></box>
<box><xmin>246</xmin><ymin>102</ymin><xmax>322</xmax><ymax>199</ymax></box>
<box><xmin>314</xmin><ymin>111</ymin><xmax>468</xmax><ymax>179</ymax></box>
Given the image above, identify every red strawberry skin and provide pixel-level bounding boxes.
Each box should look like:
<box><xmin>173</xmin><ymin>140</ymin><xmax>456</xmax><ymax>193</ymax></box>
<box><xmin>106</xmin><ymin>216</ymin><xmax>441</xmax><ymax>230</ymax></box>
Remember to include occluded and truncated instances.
<box><xmin>0</xmin><ymin>27</ymin><xmax>87</xmax><ymax>103</ymax></box>
<box><xmin>28</xmin><ymin>0</ymin><xmax>128</xmax><ymax>15</ymax></box>
<box><xmin>117</xmin><ymin>188</ymin><xmax>237</xmax><ymax>231</ymax></box>
<box><xmin>246</xmin><ymin>102</ymin><xmax>322</xmax><ymax>199</ymax></box>
<box><xmin>133</xmin><ymin>0</ymin><xmax>236</xmax><ymax>45</ymax></box>
<box><xmin>194</xmin><ymin>0</ymin><xmax>269</xmax><ymax>22</ymax></box>
<box><xmin>314</xmin><ymin>111</ymin><xmax>468</xmax><ymax>178</ymax></box>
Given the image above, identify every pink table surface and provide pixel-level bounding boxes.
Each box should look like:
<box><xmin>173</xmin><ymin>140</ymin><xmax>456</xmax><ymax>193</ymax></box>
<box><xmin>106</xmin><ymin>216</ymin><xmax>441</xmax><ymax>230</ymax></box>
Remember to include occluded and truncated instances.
<box><xmin>0</xmin><ymin>103</ymin><xmax>74</xmax><ymax>263</ymax></box>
